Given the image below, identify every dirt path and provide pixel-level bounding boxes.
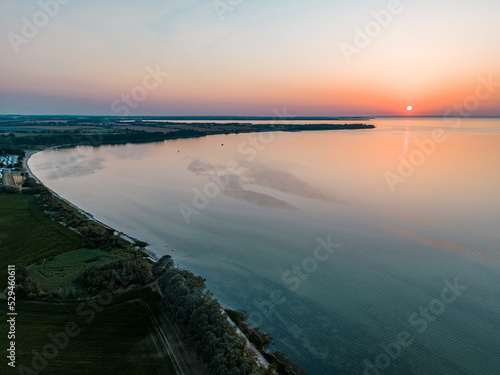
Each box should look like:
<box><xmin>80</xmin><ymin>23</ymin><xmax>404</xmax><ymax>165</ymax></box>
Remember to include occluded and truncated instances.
<box><xmin>141</xmin><ymin>300</ymin><xmax>187</xmax><ymax>375</ymax></box>
<box><xmin>2</xmin><ymin>169</ymin><xmax>16</xmax><ymax>187</ymax></box>
<box><xmin>149</xmin><ymin>282</ymin><xmax>207</xmax><ymax>375</ymax></box>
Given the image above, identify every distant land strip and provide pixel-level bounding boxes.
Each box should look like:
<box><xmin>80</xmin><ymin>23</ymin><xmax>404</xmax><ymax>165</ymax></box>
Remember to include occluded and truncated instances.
<box><xmin>0</xmin><ymin>114</ymin><xmax>373</xmax><ymax>121</ymax></box>
<box><xmin>0</xmin><ymin>117</ymin><xmax>375</xmax><ymax>155</ymax></box>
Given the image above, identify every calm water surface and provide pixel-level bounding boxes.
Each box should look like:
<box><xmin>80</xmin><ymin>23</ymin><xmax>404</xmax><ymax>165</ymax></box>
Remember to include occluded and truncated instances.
<box><xmin>29</xmin><ymin>117</ymin><xmax>500</xmax><ymax>374</ymax></box>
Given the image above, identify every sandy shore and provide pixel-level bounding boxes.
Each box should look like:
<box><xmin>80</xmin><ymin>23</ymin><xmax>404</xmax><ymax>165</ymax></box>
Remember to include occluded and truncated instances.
<box><xmin>24</xmin><ymin>150</ymin><xmax>159</xmax><ymax>262</ymax></box>
<box><xmin>23</xmin><ymin>149</ymin><xmax>49</xmax><ymax>181</ymax></box>
<box><xmin>23</xmin><ymin>147</ymin><xmax>287</xmax><ymax>372</ymax></box>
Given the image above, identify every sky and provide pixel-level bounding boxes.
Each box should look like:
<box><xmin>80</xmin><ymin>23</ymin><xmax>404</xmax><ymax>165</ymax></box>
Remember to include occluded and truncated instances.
<box><xmin>1</xmin><ymin>0</ymin><xmax>499</xmax><ymax>116</ymax></box>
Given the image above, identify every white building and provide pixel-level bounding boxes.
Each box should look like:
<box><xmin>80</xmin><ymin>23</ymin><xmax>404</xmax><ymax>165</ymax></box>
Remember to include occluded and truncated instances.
<box><xmin>0</xmin><ymin>155</ymin><xmax>19</xmax><ymax>167</ymax></box>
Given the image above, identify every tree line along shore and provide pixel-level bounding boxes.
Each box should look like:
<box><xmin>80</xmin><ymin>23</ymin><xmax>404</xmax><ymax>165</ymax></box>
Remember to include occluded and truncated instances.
<box><xmin>0</xmin><ymin>120</ymin><xmax>374</xmax><ymax>374</ymax></box>
<box><xmin>0</xmin><ymin>116</ymin><xmax>374</xmax><ymax>155</ymax></box>
<box><xmin>1</xmin><ymin>169</ymin><xmax>306</xmax><ymax>375</ymax></box>
<box><xmin>0</xmin><ymin>122</ymin><xmax>340</xmax><ymax>375</ymax></box>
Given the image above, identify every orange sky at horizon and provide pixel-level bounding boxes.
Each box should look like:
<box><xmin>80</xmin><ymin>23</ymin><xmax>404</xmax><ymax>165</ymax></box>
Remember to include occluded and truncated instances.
<box><xmin>1</xmin><ymin>0</ymin><xmax>499</xmax><ymax>116</ymax></box>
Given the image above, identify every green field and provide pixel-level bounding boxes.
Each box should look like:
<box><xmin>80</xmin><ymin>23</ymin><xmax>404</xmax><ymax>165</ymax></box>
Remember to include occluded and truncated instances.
<box><xmin>0</xmin><ymin>194</ymin><xmax>86</xmax><ymax>289</ymax></box>
<box><xmin>28</xmin><ymin>248</ymin><xmax>123</xmax><ymax>296</ymax></box>
<box><xmin>0</xmin><ymin>193</ymin><xmax>197</xmax><ymax>375</ymax></box>
<box><xmin>1</xmin><ymin>288</ymin><xmax>179</xmax><ymax>375</ymax></box>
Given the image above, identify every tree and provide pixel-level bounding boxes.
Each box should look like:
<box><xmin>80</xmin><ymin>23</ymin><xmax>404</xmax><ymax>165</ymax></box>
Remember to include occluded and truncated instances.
<box><xmin>152</xmin><ymin>255</ymin><xmax>174</xmax><ymax>278</ymax></box>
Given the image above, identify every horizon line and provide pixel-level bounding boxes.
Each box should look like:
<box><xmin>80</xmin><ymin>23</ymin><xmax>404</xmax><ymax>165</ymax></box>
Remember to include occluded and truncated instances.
<box><xmin>1</xmin><ymin>114</ymin><xmax>500</xmax><ymax>119</ymax></box>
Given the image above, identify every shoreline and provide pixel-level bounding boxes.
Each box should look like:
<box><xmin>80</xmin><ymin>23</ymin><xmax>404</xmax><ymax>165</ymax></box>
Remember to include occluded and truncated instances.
<box><xmin>21</xmin><ymin>123</ymin><xmax>375</xmax><ymax>264</ymax></box>
<box><xmin>23</xmin><ymin>147</ymin><xmax>294</xmax><ymax>372</ymax></box>
<box><xmin>18</xmin><ymin>124</ymin><xmax>373</xmax><ymax>374</ymax></box>
<box><xmin>24</xmin><ymin>149</ymin><xmax>159</xmax><ymax>261</ymax></box>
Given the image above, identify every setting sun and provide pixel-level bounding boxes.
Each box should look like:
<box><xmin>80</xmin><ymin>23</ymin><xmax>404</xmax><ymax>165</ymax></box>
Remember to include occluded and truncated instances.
<box><xmin>2</xmin><ymin>2</ymin><xmax>500</xmax><ymax>375</ymax></box>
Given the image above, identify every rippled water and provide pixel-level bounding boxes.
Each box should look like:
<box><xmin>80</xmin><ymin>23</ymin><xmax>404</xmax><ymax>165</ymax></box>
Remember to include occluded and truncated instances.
<box><xmin>29</xmin><ymin>117</ymin><xmax>500</xmax><ymax>374</ymax></box>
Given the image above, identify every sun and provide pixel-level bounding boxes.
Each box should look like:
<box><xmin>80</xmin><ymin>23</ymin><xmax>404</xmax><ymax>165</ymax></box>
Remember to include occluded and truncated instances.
<box><xmin>407</xmin><ymin>106</ymin><xmax>413</xmax><ymax>111</ymax></box>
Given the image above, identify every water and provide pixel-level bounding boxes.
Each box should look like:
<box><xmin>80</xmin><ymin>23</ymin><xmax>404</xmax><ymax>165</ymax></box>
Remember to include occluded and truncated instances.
<box><xmin>29</xmin><ymin>117</ymin><xmax>500</xmax><ymax>374</ymax></box>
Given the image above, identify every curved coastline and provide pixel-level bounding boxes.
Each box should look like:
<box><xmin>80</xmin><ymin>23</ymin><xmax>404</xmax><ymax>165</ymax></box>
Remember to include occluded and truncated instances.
<box><xmin>22</xmin><ymin>122</ymin><xmax>376</xmax><ymax>267</ymax></box>
<box><xmin>19</xmin><ymin>123</ymin><xmax>375</xmax><ymax>374</ymax></box>
<box><xmin>23</xmin><ymin>145</ymin><xmax>301</xmax><ymax>373</ymax></box>
<box><xmin>25</xmin><ymin>149</ymin><xmax>160</xmax><ymax>261</ymax></box>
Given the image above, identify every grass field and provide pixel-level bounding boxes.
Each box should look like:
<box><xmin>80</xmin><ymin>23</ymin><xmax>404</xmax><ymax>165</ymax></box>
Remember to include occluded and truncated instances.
<box><xmin>0</xmin><ymin>194</ymin><xmax>86</xmax><ymax>289</ymax></box>
<box><xmin>0</xmin><ymin>193</ymin><xmax>205</xmax><ymax>375</ymax></box>
<box><xmin>28</xmin><ymin>248</ymin><xmax>123</xmax><ymax>296</ymax></box>
<box><xmin>0</xmin><ymin>287</ymin><xmax>179</xmax><ymax>375</ymax></box>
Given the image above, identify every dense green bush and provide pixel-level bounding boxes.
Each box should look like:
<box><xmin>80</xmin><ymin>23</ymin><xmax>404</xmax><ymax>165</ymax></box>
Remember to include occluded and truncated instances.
<box><xmin>77</xmin><ymin>258</ymin><xmax>152</xmax><ymax>295</ymax></box>
<box><xmin>0</xmin><ymin>185</ymin><xmax>18</xmax><ymax>194</ymax></box>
